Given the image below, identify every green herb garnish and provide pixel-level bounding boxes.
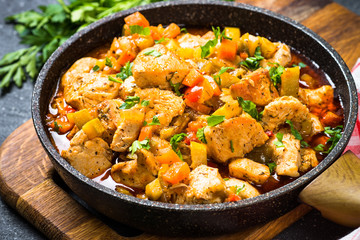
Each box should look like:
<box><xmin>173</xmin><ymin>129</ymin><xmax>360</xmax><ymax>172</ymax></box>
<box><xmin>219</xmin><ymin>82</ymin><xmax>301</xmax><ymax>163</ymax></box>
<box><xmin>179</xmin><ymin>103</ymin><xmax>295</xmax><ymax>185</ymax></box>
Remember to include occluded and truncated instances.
<box><xmin>314</xmin><ymin>144</ymin><xmax>325</xmax><ymax>152</ymax></box>
<box><xmin>105</xmin><ymin>57</ymin><xmax>113</xmax><ymax>68</ymax></box>
<box><xmin>108</xmin><ymin>76</ymin><xmax>122</xmax><ymax>83</ymax></box>
<box><xmin>230</xmin><ymin>140</ymin><xmax>234</xmax><ymax>152</ymax></box>
<box><xmin>266</xmin><ymin>63</ymin><xmax>284</xmax><ymax>90</ymax></box>
<box><xmin>170</xmin><ymin>80</ymin><xmax>182</xmax><ymax>96</ymax></box>
<box><xmin>267</xmin><ymin>162</ymin><xmax>277</xmax><ymax>174</ymax></box>
<box><xmin>292</xmin><ymin>62</ymin><xmax>307</xmax><ymax>68</ymax></box>
<box><xmin>116</xmin><ymin>61</ymin><xmax>133</xmax><ymax>80</ymax></box>
<box><xmin>154</xmin><ymin>37</ymin><xmax>168</xmax><ymax>44</ymax></box>
<box><xmin>301</xmin><ymin>140</ymin><xmax>310</xmax><ymax>148</ymax></box>
<box><xmin>92</xmin><ymin>65</ymin><xmax>100</xmax><ymax>72</ymax></box>
<box><xmin>207</xmin><ymin>115</ymin><xmax>225</xmax><ymax>127</ymax></box>
<box><xmin>196</xmin><ymin>127</ymin><xmax>207</xmax><ymax>144</ymax></box>
<box><xmin>213</xmin><ymin>66</ymin><xmax>234</xmax><ymax>86</ymax></box>
<box><xmin>129</xmin><ymin>25</ymin><xmax>150</xmax><ymax>35</ymax></box>
<box><xmin>53</xmin><ymin>121</ymin><xmax>62</xmax><ymax>133</ymax></box>
<box><xmin>200</xmin><ymin>26</ymin><xmax>230</xmax><ymax>58</ymax></box>
<box><xmin>148</xmin><ymin>115</ymin><xmax>161</xmax><ymax>126</ymax></box>
<box><xmin>239</xmin><ymin>46</ymin><xmax>264</xmax><ymax>70</ymax></box>
<box><xmin>170</xmin><ymin>133</ymin><xmax>187</xmax><ymax>160</ymax></box>
<box><xmin>324</xmin><ymin>125</ymin><xmax>343</xmax><ymax>153</ymax></box>
<box><xmin>235</xmin><ymin>184</ymin><xmax>245</xmax><ymax>195</ymax></box>
<box><xmin>141</xmin><ymin>100</ymin><xmax>149</xmax><ymax>107</ymax></box>
<box><xmin>237</xmin><ymin>97</ymin><xmax>261</xmax><ymax>121</ymax></box>
<box><xmin>143</xmin><ymin>49</ymin><xmax>162</xmax><ymax>57</ymax></box>
<box><xmin>285</xmin><ymin>119</ymin><xmax>302</xmax><ymax>140</ymax></box>
<box><xmin>129</xmin><ymin>139</ymin><xmax>150</xmax><ymax>156</ymax></box>
<box><xmin>223</xmin><ymin>178</ymin><xmax>229</xmax><ymax>181</ymax></box>
<box><xmin>119</xmin><ymin>96</ymin><xmax>140</xmax><ymax>109</ymax></box>
<box><xmin>274</xmin><ymin>133</ymin><xmax>285</xmax><ymax>148</ymax></box>
<box><xmin>180</xmin><ymin>27</ymin><xmax>188</xmax><ymax>33</ymax></box>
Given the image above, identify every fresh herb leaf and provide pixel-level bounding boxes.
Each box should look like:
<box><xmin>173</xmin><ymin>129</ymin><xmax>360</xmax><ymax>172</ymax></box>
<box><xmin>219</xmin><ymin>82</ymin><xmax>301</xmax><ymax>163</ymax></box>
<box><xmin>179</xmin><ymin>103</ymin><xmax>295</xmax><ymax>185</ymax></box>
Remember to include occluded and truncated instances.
<box><xmin>143</xmin><ymin>120</ymin><xmax>147</xmax><ymax>126</ymax></box>
<box><xmin>213</xmin><ymin>66</ymin><xmax>234</xmax><ymax>86</ymax></box>
<box><xmin>148</xmin><ymin>115</ymin><xmax>161</xmax><ymax>126</ymax></box>
<box><xmin>170</xmin><ymin>133</ymin><xmax>187</xmax><ymax>160</ymax></box>
<box><xmin>141</xmin><ymin>100</ymin><xmax>149</xmax><ymax>107</ymax></box>
<box><xmin>235</xmin><ymin>184</ymin><xmax>245</xmax><ymax>195</ymax></box>
<box><xmin>237</xmin><ymin>97</ymin><xmax>261</xmax><ymax>121</ymax></box>
<box><xmin>92</xmin><ymin>64</ymin><xmax>99</xmax><ymax>72</ymax></box>
<box><xmin>301</xmin><ymin>140</ymin><xmax>310</xmax><ymax>148</ymax></box>
<box><xmin>143</xmin><ymin>49</ymin><xmax>162</xmax><ymax>57</ymax></box>
<box><xmin>266</xmin><ymin>63</ymin><xmax>284</xmax><ymax>90</ymax></box>
<box><xmin>170</xmin><ymin>80</ymin><xmax>182</xmax><ymax>96</ymax></box>
<box><xmin>105</xmin><ymin>57</ymin><xmax>113</xmax><ymax>68</ymax></box>
<box><xmin>230</xmin><ymin>140</ymin><xmax>234</xmax><ymax>152</ymax></box>
<box><xmin>314</xmin><ymin>144</ymin><xmax>325</xmax><ymax>152</ymax></box>
<box><xmin>154</xmin><ymin>37</ymin><xmax>168</xmax><ymax>44</ymax></box>
<box><xmin>292</xmin><ymin>62</ymin><xmax>307</xmax><ymax>68</ymax></box>
<box><xmin>180</xmin><ymin>27</ymin><xmax>188</xmax><ymax>33</ymax></box>
<box><xmin>324</xmin><ymin>125</ymin><xmax>343</xmax><ymax>153</ymax></box>
<box><xmin>129</xmin><ymin>25</ymin><xmax>150</xmax><ymax>35</ymax></box>
<box><xmin>207</xmin><ymin>115</ymin><xmax>225</xmax><ymax>127</ymax></box>
<box><xmin>200</xmin><ymin>40</ymin><xmax>217</xmax><ymax>59</ymax></box>
<box><xmin>129</xmin><ymin>139</ymin><xmax>150</xmax><ymax>156</ymax></box>
<box><xmin>285</xmin><ymin>119</ymin><xmax>302</xmax><ymax>140</ymax></box>
<box><xmin>119</xmin><ymin>96</ymin><xmax>140</xmax><ymax>109</ymax></box>
<box><xmin>239</xmin><ymin>46</ymin><xmax>264</xmax><ymax>70</ymax></box>
<box><xmin>196</xmin><ymin>127</ymin><xmax>207</xmax><ymax>144</ymax></box>
<box><xmin>116</xmin><ymin>61</ymin><xmax>133</xmax><ymax>80</ymax></box>
<box><xmin>223</xmin><ymin>178</ymin><xmax>229</xmax><ymax>181</ymax></box>
<box><xmin>108</xmin><ymin>76</ymin><xmax>122</xmax><ymax>83</ymax></box>
<box><xmin>274</xmin><ymin>133</ymin><xmax>285</xmax><ymax>148</ymax></box>
<box><xmin>53</xmin><ymin>121</ymin><xmax>62</xmax><ymax>133</ymax></box>
<box><xmin>267</xmin><ymin>162</ymin><xmax>276</xmax><ymax>174</ymax></box>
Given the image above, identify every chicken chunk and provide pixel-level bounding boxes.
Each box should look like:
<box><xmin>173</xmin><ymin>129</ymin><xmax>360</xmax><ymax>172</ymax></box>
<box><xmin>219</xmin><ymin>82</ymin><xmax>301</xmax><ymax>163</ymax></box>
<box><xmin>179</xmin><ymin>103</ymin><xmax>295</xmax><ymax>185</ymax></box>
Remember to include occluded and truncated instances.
<box><xmin>229</xmin><ymin>158</ymin><xmax>270</xmax><ymax>184</ymax></box>
<box><xmin>135</xmin><ymin>88</ymin><xmax>185</xmax><ymax>127</ymax></box>
<box><xmin>205</xmin><ymin>113</ymin><xmax>269</xmax><ymax>163</ymax></box>
<box><xmin>110</xmin><ymin>108</ymin><xmax>145</xmax><ymax>152</ymax></box>
<box><xmin>61</xmin><ymin>57</ymin><xmax>97</xmax><ymax>87</ymax></box>
<box><xmin>262</xmin><ymin>43</ymin><xmax>291</xmax><ymax>67</ymax></box>
<box><xmin>61</xmin><ymin>130</ymin><xmax>112</xmax><ymax>178</ymax></box>
<box><xmin>177</xmin><ymin>33</ymin><xmax>208</xmax><ymax>49</ymax></box>
<box><xmin>132</xmin><ymin>44</ymin><xmax>190</xmax><ymax>89</ymax></box>
<box><xmin>261</xmin><ymin>96</ymin><xmax>310</xmax><ymax>131</ymax></box>
<box><xmin>119</xmin><ymin>76</ymin><xmax>137</xmax><ymax>99</ymax></box>
<box><xmin>183</xmin><ymin>165</ymin><xmax>227</xmax><ymax>204</ymax></box>
<box><xmin>298</xmin><ymin>85</ymin><xmax>334</xmax><ymax>110</ymax></box>
<box><xmin>63</xmin><ymin>73</ymin><xmax>121</xmax><ymax>110</ymax></box>
<box><xmin>230</xmin><ymin>68</ymin><xmax>279</xmax><ymax>106</ymax></box>
<box><xmin>300</xmin><ymin>113</ymin><xmax>324</xmax><ymax>138</ymax></box>
<box><xmin>299</xmin><ymin>148</ymin><xmax>319</xmax><ymax>172</ymax></box>
<box><xmin>267</xmin><ymin>132</ymin><xmax>301</xmax><ymax>177</ymax></box>
<box><xmin>225</xmin><ymin>178</ymin><xmax>260</xmax><ymax>199</ymax></box>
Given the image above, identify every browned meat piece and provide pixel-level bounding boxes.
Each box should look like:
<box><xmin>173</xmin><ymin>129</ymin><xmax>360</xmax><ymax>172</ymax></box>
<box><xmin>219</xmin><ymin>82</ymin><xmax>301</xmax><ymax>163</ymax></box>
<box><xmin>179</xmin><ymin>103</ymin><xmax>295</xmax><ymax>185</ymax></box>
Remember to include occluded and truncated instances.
<box><xmin>183</xmin><ymin>165</ymin><xmax>227</xmax><ymax>204</ymax></box>
<box><xmin>110</xmin><ymin>108</ymin><xmax>145</xmax><ymax>152</ymax></box>
<box><xmin>230</xmin><ymin>68</ymin><xmax>279</xmax><ymax>106</ymax></box>
<box><xmin>261</xmin><ymin>43</ymin><xmax>292</xmax><ymax>67</ymax></box>
<box><xmin>63</xmin><ymin>73</ymin><xmax>121</xmax><ymax>110</ymax></box>
<box><xmin>261</xmin><ymin>96</ymin><xmax>310</xmax><ymax>131</ymax></box>
<box><xmin>132</xmin><ymin>44</ymin><xmax>190</xmax><ymax>89</ymax></box>
<box><xmin>177</xmin><ymin>33</ymin><xmax>208</xmax><ymax>49</ymax></box>
<box><xmin>119</xmin><ymin>76</ymin><xmax>137</xmax><ymax>99</ymax></box>
<box><xmin>204</xmin><ymin>113</ymin><xmax>269</xmax><ymax>163</ymax></box>
<box><xmin>61</xmin><ymin>57</ymin><xmax>97</xmax><ymax>87</ymax></box>
<box><xmin>135</xmin><ymin>88</ymin><xmax>185</xmax><ymax>127</ymax></box>
<box><xmin>229</xmin><ymin>158</ymin><xmax>270</xmax><ymax>184</ymax></box>
<box><xmin>61</xmin><ymin>130</ymin><xmax>112</xmax><ymax>178</ymax></box>
<box><xmin>299</xmin><ymin>148</ymin><xmax>319</xmax><ymax>172</ymax></box>
<box><xmin>267</xmin><ymin>131</ymin><xmax>301</xmax><ymax>177</ymax></box>
<box><xmin>224</xmin><ymin>178</ymin><xmax>260</xmax><ymax>199</ymax></box>
<box><xmin>298</xmin><ymin>85</ymin><xmax>334</xmax><ymax>109</ymax></box>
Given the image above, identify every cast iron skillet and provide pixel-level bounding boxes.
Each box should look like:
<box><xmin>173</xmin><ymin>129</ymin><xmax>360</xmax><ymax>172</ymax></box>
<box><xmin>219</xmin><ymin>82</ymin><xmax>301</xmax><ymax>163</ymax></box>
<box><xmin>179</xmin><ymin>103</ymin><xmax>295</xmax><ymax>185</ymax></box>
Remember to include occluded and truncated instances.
<box><xmin>32</xmin><ymin>0</ymin><xmax>357</xmax><ymax>236</ymax></box>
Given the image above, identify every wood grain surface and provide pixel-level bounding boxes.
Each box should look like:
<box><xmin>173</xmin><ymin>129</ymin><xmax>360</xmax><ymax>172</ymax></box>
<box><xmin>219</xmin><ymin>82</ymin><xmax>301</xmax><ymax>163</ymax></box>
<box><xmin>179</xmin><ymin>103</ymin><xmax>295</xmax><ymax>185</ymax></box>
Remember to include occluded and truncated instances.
<box><xmin>0</xmin><ymin>0</ymin><xmax>359</xmax><ymax>239</ymax></box>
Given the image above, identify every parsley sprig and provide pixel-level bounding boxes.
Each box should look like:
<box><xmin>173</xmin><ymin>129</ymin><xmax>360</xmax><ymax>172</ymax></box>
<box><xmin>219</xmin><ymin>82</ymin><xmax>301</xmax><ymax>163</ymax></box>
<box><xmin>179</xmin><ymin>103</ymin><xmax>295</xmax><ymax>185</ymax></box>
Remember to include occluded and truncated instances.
<box><xmin>213</xmin><ymin>66</ymin><xmax>234</xmax><ymax>86</ymax></box>
<box><xmin>274</xmin><ymin>133</ymin><xmax>285</xmax><ymax>148</ymax></box>
<box><xmin>196</xmin><ymin>127</ymin><xmax>207</xmax><ymax>144</ymax></box>
<box><xmin>237</xmin><ymin>97</ymin><xmax>261</xmax><ymax>121</ymax></box>
<box><xmin>170</xmin><ymin>133</ymin><xmax>187</xmax><ymax>160</ymax></box>
<box><xmin>315</xmin><ymin>125</ymin><xmax>343</xmax><ymax>153</ymax></box>
<box><xmin>119</xmin><ymin>96</ymin><xmax>140</xmax><ymax>109</ymax></box>
<box><xmin>200</xmin><ymin>26</ymin><xmax>232</xmax><ymax>59</ymax></box>
<box><xmin>266</xmin><ymin>63</ymin><xmax>284</xmax><ymax>90</ymax></box>
<box><xmin>239</xmin><ymin>46</ymin><xmax>264</xmax><ymax>70</ymax></box>
<box><xmin>116</xmin><ymin>61</ymin><xmax>133</xmax><ymax>81</ymax></box>
<box><xmin>129</xmin><ymin>139</ymin><xmax>150</xmax><ymax>156</ymax></box>
<box><xmin>0</xmin><ymin>0</ymin><xmax>166</xmax><ymax>88</ymax></box>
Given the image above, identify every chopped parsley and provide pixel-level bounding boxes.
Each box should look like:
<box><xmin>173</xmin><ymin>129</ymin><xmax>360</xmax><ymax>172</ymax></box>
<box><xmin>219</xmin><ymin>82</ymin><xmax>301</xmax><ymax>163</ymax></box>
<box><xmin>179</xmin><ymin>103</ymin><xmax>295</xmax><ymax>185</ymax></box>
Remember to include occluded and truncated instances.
<box><xmin>108</xmin><ymin>76</ymin><xmax>122</xmax><ymax>83</ymax></box>
<box><xmin>292</xmin><ymin>62</ymin><xmax>307</xmax><ymax>68</ymax></box>
<box><xmin>141</xmin><ymin>100</ymin><xmax>149</xmax><ymax>107</ymax></box>
<box><xmin>237</xmin><ymin>97</ymin><xmax>261</xmax><ymax>121</ymax></box>
<box><xmin>239</xmin><ymin>46</ymin><xmax>264</xmax><ymax>70</ymax></box>
<box><xmin>235</xmin><ymin>184</ymin><xmax>245</xmax><ymax>195</ymax></box>
<box><xmin>207</xmin><ymin>115</ymin><xmax>225</xmax><ymax>127</ymax></box>
<box><xmin>274</xmin><ymin>133</ymin><xmax>285</xmax><ymax>148</ymax></box>
<box><xmin>129</xmin><ymin>25</ymin><xmax>150</xmax><ymax>35</ymax></box>
<box><xmin>170</xmin><ymin>80</ymin><xmax>182</xmax><ymax>96</ymax></box>
<box><xmin>266</xmin><ymin>63</ymin><xmax>284</xmax><ymax>90</ymax></box>
<box><xmin>116</xmin><ymin>61</ymin><xmax>133</xmax><ymax>80</ymax></box>
<box><xmin>200</xmin><ymin>26</ymin><xmax>231</xmax><ymax>59</ymax></box>
<box><xmin>285</xmin><ymin>119</ymin><xmax>302</xmax><ymax>140</ymax></box>
<box><xmin>119</xmin><ymin>96</ymin><xmax>140</xmax><ymax>109</ymax></box>
<box><xmin>53</xmin><ymin>121</ymin><xmax>62</xmax><ymax>133</ymax></box>
<box><xmin>180</xmin><ymin>27</ymin><xmax>188</xmax><ymax>33</ymax></box>
<box><xmin>223</xmin><ymin>178</ymin><xmax>229</xmax><ymax>181</ymax></box>
<box><xmin>105</xmin><ymin>57</ymin><xmax>113</xmax><ymax>68</ymax></box>
<box><xmin>196</xmin><ymin>127</ymin><xmax>207</xmax><ymax>144</ymax></box>
<box><xmin>92</xmin><ymin>65</ymin><xmax>100</xmax><ymax>72</ymax></box>
<box><xmin>301</xmin><ymin>140</ymin><xmax>310</xmax><ymax>148</ymax></box>
<box><xmin>143</xmin><ymin>120</ymin><xmax>147</xmax><ymax>126</ymax></box>
<box><xmin>170</xmin><ymin>133</ymin><xmax>187</xmax><ymax>160</ymax></box>
<box><xmin>213</xmin><ymin>66</ymin><xmax>234</xmax><ymax>86</ymax></box>
<box><xmin>129</xmin><ymin>139</ymin><xmax>150</xmax><ymax>156</ymax></box>
<box><xmin>314</xmin><ymin>126</ymin><xmax>343</xmax><ymax>153</ymax></box>
<box><xmin>314</xmin><ymin>144</ymin><xmax>325</xmax><ymax>152</ymax></box>
<box><xmin>148</xmin><ymin>115</ymin><xmax>161</xmax><ymax>126</ymax></box>
<box><xmin>154</xmin><ymin>37</ymin><xmax>168</xmax><ymax>44</ymax></box>
<box><xmin>143</xmin><ymin>49</ymin><xmax>162</xmax><ymax>57</ymax></box>
<box><xmin>230</xmin><ymin>140</ymin><xmax>234</xmax><ymax>153</ymax></box>
<box><xmin>267</xmin><ymin>162</ymin><xmax>277</xmax><ymax>174</ymax></box>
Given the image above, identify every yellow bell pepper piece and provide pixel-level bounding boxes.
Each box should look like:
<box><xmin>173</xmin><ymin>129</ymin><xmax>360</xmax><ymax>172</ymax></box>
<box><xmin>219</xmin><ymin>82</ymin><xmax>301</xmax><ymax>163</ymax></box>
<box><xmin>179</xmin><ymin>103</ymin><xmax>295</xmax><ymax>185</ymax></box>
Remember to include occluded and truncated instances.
<box><xmin>145</xmin><ymin>178</ymin><xmax>163</xmax><ymax>201</ymax></box>
<box><xmin>247</xmin><ymin>34</ymin><xmax>260</xmax><ymax>57</ymax></box>
<box><xmin>280</xmin><ymin>66</ymin><xmax>300</xmax><ymax>97</ymax></box>
<box><xmin>165</xmin><ymin>39</ymin><xmax>180</xmax><ymax>52</ymax></box>
<box><xmin>259</xmin><ymin>37</ymin><xmax>277</xmax><ymax>59</ymax></box>
<box><xmin>82</xmin><ymin>118</ymin><xmax>105</xmax><ymax>139</ymax></box>
<box><xmin>224</xmin><ymin>27</ymin><xmax>241</xmax><ymax>43</ymax></box>
<box><xmin>176</xmin><ymin>47</ymin><xmax>194</xmax><ymax>59</ymax></box>
<box><xmin>193</xmin><ymin>47</ymin><xmax>202</xmax><ymax>59</ymax></box>
<box><xmin>190</xmin><ymin>142</ymin><xmax>207</xmax><ymax>169</ymax></box>
<box><xmin>213</xmin><ymin>100</ymin><xmax>242</xmax><ymax>119</ymax></box>
<box><xmin>67</xmin><ymin>109</ymin><xmax>93</xmax><ymax>129</ymax></box>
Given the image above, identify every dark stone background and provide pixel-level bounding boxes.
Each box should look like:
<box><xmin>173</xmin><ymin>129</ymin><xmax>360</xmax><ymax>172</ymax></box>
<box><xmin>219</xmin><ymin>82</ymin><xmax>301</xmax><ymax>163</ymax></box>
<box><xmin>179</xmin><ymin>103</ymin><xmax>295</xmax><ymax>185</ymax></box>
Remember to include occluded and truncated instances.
<box><xmin>0</xmin><ymin>0</ymin><xmax>358</xmax><ymax>239</ymax></box>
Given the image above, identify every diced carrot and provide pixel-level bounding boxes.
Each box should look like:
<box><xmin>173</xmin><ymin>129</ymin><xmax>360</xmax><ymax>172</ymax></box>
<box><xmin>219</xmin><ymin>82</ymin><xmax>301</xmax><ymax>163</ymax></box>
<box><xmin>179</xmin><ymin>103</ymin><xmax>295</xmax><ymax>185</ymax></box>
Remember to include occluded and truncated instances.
<box><xmin>50</xmin><ymin>116</ymin><xmax>74</xmax><ymax>134</ymax></box>
<box><xmin>240</xmin><ymin>51</ymin><xmax>248</xmax><ymax>59</ymax></box>
<box><xmin>149</xmin><ymin>26</ymin><xmax>162</xmax><ymax>40</ymax></box>
<box><xmin>162</xmin><ymin>162</ymin><xmax>190</xmax><ymax>184</ymax></box>
<box><xmin>312</xmin><ymin>135</ymin><xmax>330</xmax><ymax>148</ymax></box>
<box><xmin>182</xmin><ymin>69</ymin><xmax>205</xmax><ymax>87</ymax></box>
<box><xmin>321</xmin><ymin>111</ymin><xmax>343</xmax><ymax>127</ymax></box>
<box><xmin>226</xmin><ymin>193</ymin><xmax>242</xmax><ymax>202</ymax></box>
<box><xmin>184</xmin><ymin>98</ymin><xmax>211</xmax><ymax>114</ymax></box>
<box><xmin>110</xmin><ymin>37</ymin><xmax>120</xmax><ymax>55</ymax></box>
<box><xmin>206</xmin><ymin>76</ymin><xmax>221</xmax><ymax>96</ymax></box>
<box><xmin>184</xmin><ymin>85</ymin><xmax>203</xmax><ymax>102</ymax></box>
<box><xmin>217</xmin><ymin>39</ymin><xmax>237</xmax><ymax>61</ymax></box>
<box><xmin>162</xmin><ymin>23</ymin><xmax>181</xmax><ymax>39</ymax></box>
<box><xmin>138</xmin><ymin>126</ymin><xmax>154</xmax><ymax>141</ymax></box>
<box><xmin>117</xmin><ymin>51</ymin><xmax>136</xmax><ymax>66</ymax></box>
<box><xmin>156</xmin><ymin>149</ymin><xmax>182</xmax><ymax>164</ymax></box>
<box><xmin>124</xmin><ymin>12</ymin><xmax>149</xmax><ymax>27</ymax></box>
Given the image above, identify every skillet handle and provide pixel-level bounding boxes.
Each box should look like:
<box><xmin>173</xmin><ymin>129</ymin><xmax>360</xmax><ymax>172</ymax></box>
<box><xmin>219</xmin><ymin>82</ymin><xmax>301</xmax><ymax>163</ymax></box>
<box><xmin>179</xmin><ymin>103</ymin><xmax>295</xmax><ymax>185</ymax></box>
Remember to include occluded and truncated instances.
<box><xmin>299</xmin><ymin>151</ymin><xmax>360</xmax><ymax>227</ymax></box>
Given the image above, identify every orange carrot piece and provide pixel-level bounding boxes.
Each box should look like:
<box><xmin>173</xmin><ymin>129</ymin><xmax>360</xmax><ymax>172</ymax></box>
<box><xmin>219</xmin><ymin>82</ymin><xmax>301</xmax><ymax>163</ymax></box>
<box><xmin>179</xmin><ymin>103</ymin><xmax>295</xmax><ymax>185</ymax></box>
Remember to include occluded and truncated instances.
<box><xmin>182</xmin><ymin>69</ymin><xmax>205</xmax><ymax>87</ymax></box>
<box><xmin>162</xmin><ymin>23</ymin><xmax>181</xmax><ymax>39</ymax></box>
<box><xmin>321</xmin><ymin>111</ymin><xmax>343</xmax><ymax>127</ymax></box>
<box><xmin>162</xmin><ymin>162</ymin><xmax>190</xmax><ymax>184</ymax></box>
<box><xmin>156</xmin><ymin>149</ymin><xmax>182</xmax><ymax>164</ymax></box>
<box><xmin>226</xmin><ymin>193</ymin><xmax>242</xmax><ymax>202</ymax></box>
<box><xmin>217</xmin><ymin>39</ymin><xmax>237</xmax><ymax>61</ymax></box>
<box><xmin>138</xmin><ymin>126</ymin><xmax>154</xmax><ymax>141</ymax></box>
<box><xmin>124</xmin><ymin>12</ymin><xmax>149</xmax><ymax>27</ymax></box>
<box><xmin>184</xmin><ymin>98</ymin><xmax>211</xmax><ymax>114</ymax></box>
<box><xmin>207</xmin><ymin>76</ymin><xmax>221</xmax><ymax>96</ymax></box>
<box><xmin>117</xmin><ymin>51</ymin><xmax>136</xmax><ymax>66</ymax></box>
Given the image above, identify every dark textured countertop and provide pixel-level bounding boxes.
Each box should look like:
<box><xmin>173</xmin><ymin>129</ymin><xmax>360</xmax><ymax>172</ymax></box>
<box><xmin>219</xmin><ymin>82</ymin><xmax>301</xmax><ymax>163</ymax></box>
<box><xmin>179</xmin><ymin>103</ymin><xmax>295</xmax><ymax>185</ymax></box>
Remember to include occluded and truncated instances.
<box><xmin>0</xmin><ymin>0</ymin><xmax>358</xmax><ymax>239</ymax></box>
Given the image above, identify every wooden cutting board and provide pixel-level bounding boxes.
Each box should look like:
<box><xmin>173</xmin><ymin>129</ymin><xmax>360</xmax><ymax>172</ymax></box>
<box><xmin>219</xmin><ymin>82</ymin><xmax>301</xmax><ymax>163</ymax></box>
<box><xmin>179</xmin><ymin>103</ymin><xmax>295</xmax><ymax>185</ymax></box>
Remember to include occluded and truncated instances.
<box><xmin>0</xmin><ymin>0</ymin><xmax>359</xmax><ymax>239</ymax></box>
